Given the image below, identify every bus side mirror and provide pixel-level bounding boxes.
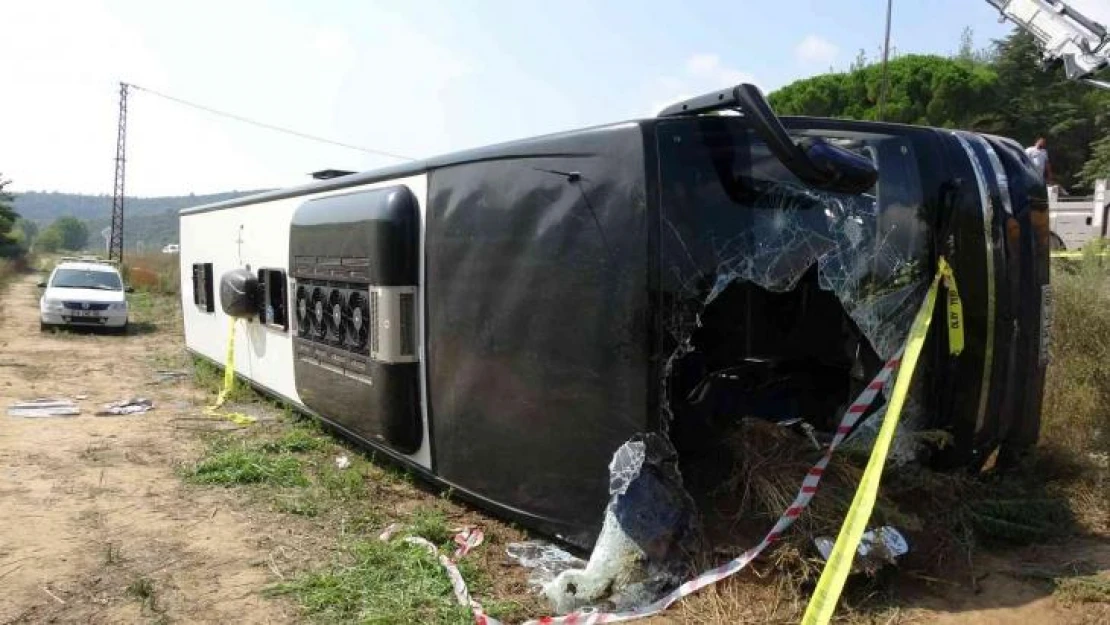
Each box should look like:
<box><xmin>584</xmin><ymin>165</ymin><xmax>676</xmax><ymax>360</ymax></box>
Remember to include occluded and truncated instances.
<box><xmin>126</xmin><ymin>287</ymin><xmax>135</xmax><ymax>293</ymax></box>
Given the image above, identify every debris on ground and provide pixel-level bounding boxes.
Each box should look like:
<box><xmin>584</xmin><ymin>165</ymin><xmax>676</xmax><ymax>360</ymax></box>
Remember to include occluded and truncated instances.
<box><xmin>506</xmin><ymin>541</ymin><xmax>588</xmax><ymax>589</ymax></box>
<box><xmin>226</xmin><ymin>412</ymin><xmax>257</xmax><ymax>426</ymax></box>
<box><xmin>95</xmin><ymin>397</ymin><xmax>154</xmax><ymax>416</ymax></box>
<box><xmin>544</xmin><ymin>433</ymin><xmax>700</xmax><ymax>614</ymax></box>
<box><xmin>151</xmin><ymin>369</ymin><xmax>189</xmax><ymax>384</ymax></box>
<box><xmin>170</xmin><ymin>416</ymin><xmax>242</xmax><ymax>432</ymax></box>
<box><xmin>7</xmin><ymin>398</ymin><xmax>80</xmax><ymax>418</ymax></box>
<box><xmin>813</xmin><ymin>526</ymin><xmax>909</xmax><ymax>575</ymax></box>
<box><xmin>335</xmin><ymin>454</ymin><xmax>351</xmax><ymax>469</ymax></box>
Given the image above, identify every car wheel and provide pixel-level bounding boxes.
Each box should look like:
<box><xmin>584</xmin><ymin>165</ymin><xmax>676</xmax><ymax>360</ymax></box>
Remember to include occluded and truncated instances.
<box><xmin>40</xmin><ymin>321</ymin><xmax>48</xmax><ymax>332</ymax></box>
<box><xmin>1050</xmin><ymin>232</ymin><xmax>1066</xmax><ymax>251</ymax></box>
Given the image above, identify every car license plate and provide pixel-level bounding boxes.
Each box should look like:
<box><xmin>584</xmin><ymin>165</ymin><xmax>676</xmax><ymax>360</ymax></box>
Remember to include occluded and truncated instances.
<box><xmin>70</xmin><ymin>310</ymin><xmax>100</xmax><ymax>318</ymax></box>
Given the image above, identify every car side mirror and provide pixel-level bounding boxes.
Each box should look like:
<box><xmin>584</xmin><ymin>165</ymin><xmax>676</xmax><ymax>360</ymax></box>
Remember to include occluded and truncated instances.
<box><xmin>37</xmin><ymin>281</ymin><xmax>47</xmax><ymax>288</ymax></box>
<box><xmin>126</xmin><ymin>287</ymin><xmax>135</xmax><ymax>293</ymax></box>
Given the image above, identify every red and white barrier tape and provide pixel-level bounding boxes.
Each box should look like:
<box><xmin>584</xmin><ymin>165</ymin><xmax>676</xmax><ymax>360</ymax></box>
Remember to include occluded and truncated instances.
<box><xmin>382</xmin><ymin>350</ymin><xmax>904</xmax><ymax>625</ymax></box>
<box><xmin>379</xmin><ymin>523</ymin><xmax>494</xmax><ymax>623</ymax></box>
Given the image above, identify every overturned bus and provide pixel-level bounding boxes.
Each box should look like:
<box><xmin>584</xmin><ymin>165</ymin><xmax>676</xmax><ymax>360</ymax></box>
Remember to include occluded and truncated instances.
<box><xmin>179</xmin><ymin>85</ymin><xmax>1050</xmax><ymax>551</ymax></box>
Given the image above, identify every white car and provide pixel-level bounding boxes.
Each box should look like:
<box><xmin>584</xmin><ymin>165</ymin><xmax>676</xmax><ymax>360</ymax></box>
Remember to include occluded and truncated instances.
<box><xmin>39</xmin><ymin>261</ymin><xmax>133</xmax><ymax>332</ymax></box>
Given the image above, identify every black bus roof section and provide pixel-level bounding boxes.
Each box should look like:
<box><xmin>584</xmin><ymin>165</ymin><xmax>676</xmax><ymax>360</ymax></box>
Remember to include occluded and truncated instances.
<box><xmin>181</xmin><ymin>112</ymin><xmax>957</xmax><ymax>218</ymax></box>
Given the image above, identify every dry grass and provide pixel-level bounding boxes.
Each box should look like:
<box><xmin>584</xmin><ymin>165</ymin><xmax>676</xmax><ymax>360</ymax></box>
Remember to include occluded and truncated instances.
<box><xmin>1040</xmin><ymin>247</ymin><xmax>1110</xmax><ymax>533</ymax></box>
<box><xmin>0</xmin><ymin>255</ymin><xmax>34</xmax><ymax>287</ymax></box>
<box><xmin>121</xmin><ymin>252</ymin><xmax>180</xmax><ymax>296</ymax></box>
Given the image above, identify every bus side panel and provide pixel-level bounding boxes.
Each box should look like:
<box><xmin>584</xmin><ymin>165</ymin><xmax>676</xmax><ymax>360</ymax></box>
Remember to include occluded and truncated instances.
<box><xmin>179</xmin><ymin>173</ymin><xmax>434</xmax><ymax>470</ymax></box>
<box><xmin>425</xmin><ymin>127</ymin><xmax>651</xmax><ymax>547</ymax></box>
<box><xmin>181</xmin><ymin>207</ymin><xmax>264</xmax><ymax>391</ymax></box>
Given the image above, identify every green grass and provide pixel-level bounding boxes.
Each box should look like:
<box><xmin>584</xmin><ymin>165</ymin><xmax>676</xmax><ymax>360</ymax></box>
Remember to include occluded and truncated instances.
<box><xmin>407</xmin><ymin>507</ymin><xmax>452</xmax><ymax>548</ymax></box>
<box><xmin>1054</xmin><ymin>574</ymin><xmax>1110</xmax><ymax>604</ymax></box>
<box><xmin>259</xmin><ymin>428</ymin><xmax>329</xmax><ymax>454</ymax></box>
<box><xmin>317</xmin><ymin>463</ymin><xmax>368</xmax><ymax>501</ymax></box>
<box><xmin>186</xmin><ymin>441</ymin><xmax>309</xmax><ymax>487</ymax></box>
<box><xmin>192</xmin><ymin>357</ymin><xmax>261</xmax><ymax>404</ymax></box>
<box><xmin>269</xmin><ymin>539</ymin><xmax>476</xmax><ymax>624</ymax></box>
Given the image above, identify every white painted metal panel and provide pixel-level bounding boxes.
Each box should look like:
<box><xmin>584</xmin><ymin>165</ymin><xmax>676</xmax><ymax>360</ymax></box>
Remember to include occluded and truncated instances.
<box><xmin>179</xmin><ymin>173</ymin><xmax>432</xmax><ymax>469</ymax></box>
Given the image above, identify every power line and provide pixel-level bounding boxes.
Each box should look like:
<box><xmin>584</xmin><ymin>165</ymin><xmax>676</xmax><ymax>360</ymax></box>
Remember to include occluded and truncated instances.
<box><xmin>126</xmin><ymin>82</ymin><xmax>416</xmax><ymax>162</ymax></box>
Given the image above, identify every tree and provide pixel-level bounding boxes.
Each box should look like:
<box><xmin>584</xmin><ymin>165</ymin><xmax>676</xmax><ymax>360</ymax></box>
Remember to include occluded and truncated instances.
<box><xmin>50</xmin><ymin>216</ymin><xmax>89</xmax><ymax>250</ymax></box>
<box><xmin>986</xmin><ymin>30</ymin><xmax>1110</xmax><ymax>188</ymax></box>
<box><xmin>769</xmin><ymin>28</ymin><xmax>1110</xmax><ymax>189</ymax></box>
<box><xmin>16</xmin><ymin>218</ymin><xmax>37</xmax><ymax>242</ymax></box>
<box><xmin>769</xmin><ymin>54</ymin><xmax>999</xmax><ymax>127</ymax></box>
<box><xmin>1078</xmin><ymin>135</ymin><xmax>1110</xmax><ymax>187</ymax></box>
<box><xmin>35</xmin><ymin>226</ymin><xmax>63</xmax><ymax>253</ymax></box>
<box><xmin>0</xmin><ymin>174</ymin><xmax>20</xmax><ymax>256</ymax></box>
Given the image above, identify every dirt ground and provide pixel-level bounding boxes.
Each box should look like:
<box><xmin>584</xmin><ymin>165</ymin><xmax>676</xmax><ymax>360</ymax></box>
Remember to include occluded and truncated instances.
<box><xmin>0</xmin><ymin>273</ymin><xmax>300</xmax><ymax>624</ymax></box>
<box><xmin>1</xmin><ymin>269</ymin><xmax>1107</xmax><ymax>624</ymax></box>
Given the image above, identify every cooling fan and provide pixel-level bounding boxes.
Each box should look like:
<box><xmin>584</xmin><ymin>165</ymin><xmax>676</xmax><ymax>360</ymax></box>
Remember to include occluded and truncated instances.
<box><xmin>310</xmin><ymin>287</ymin><xmax>327</xmax><ymax>339</ymax></box>
<box><xmin>345</xmin><ymin>291</ymin><xmax>370</xmax><ymax>349</ymax></box>
<box><xmin>295</xmin><ymin>285</ymin><xmax>310</xmax><ymax>336</ymax></box>
<box><xmin>326</xmin><ymin>289</ymin><xmax>345</xmax><ymax>343</ymax></box>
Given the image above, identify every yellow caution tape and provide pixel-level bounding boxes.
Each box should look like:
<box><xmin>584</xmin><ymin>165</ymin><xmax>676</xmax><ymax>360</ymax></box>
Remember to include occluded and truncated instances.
<box><xmin>802</xmin><ymin>257</ymin><xmax>962</xmax><ymax>625</ymax></box>
<box><xmin>226</xmin><ymin>412</ymin><xmax>258</xmax><ymax>426</ymax></box>
<box><xmin>1051</xmin><ymin>250</ymin><xmax>1110</xmax><ymax>259</ymax></box>
<box><xmin>204</xmin><ymin>317</ymin><xmax>253</xmax><ymax>425</ymax></box>
<box><xmin>938</xmin><ymin>257</ymin><xmax>964</xmax><ymax>356</ymax></box>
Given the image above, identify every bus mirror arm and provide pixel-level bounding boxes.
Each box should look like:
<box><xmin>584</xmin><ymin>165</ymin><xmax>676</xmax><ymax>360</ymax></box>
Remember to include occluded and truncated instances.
<box><xmin>733</xmin><ymin>84</ymin><xmax>879</xmax><ymax>195</ymax></box>
<box><xmin>658</xmin><ymin>83</ymin><xmax>879</xmax><ymax>195</ymax></box>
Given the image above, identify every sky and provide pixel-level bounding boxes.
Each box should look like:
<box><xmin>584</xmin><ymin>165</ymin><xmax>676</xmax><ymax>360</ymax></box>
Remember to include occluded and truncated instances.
<box><xmin>1</xmin><ymin>0</ymin><xmax>1106</xmax><ymax>196</ymax></box>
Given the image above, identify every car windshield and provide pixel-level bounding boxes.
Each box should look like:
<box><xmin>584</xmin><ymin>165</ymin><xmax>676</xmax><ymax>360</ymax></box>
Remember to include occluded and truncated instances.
<box><xmin>51</xmin><ymin>268</ymin><xmax>123</xmax><ymax>291</ymax></box>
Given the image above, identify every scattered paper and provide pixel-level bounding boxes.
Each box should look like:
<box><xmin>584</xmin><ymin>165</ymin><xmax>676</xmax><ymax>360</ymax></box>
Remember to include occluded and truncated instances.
<box><xmin>814</xmin><ymin>526</ymin><xmax>909</xmax><ymax>573</ymax></box>
<box><xmin>335</xmin><ymin>455</ymin><xmax>351</xmax><ymax>469</ymax></box>
<box><xmin>152</xmin><ymin>370</ymin><xmax>189</xmax><ymax>383</ymax></box>
<box><xmin>96</xmin><ymin>398</ymin><xmax>154</xmax><ymax>416</ymax></box>
<box><xmin>8</xmin><ymin>398</ymin><xmax>80</xmax><ymax>418</ymax></box>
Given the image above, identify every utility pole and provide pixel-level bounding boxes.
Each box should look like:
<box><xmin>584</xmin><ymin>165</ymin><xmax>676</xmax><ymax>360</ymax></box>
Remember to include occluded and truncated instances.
<box><xmin>878</xmin><ymin>0</ymin><xmax>894</xmax><ymax>121</ymax></box>
<box><xmin>109</xmin><ymin>82</ymin><xmax>129</xmax><ymax>262</ymax></box>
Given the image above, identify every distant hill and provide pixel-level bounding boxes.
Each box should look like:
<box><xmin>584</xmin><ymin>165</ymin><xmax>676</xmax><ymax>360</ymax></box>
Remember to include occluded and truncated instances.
<box><xmin>12</xmin><ymin>190</ymin><xmax>265</xmax><ymax>251</ymax></box>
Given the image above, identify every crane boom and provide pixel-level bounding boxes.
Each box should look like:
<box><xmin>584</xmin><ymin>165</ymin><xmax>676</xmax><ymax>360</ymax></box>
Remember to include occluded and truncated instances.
<box><xmin>987</xmin><ymin>0</ymin><xmax>1110</xmax><ymax>89</ymax></box>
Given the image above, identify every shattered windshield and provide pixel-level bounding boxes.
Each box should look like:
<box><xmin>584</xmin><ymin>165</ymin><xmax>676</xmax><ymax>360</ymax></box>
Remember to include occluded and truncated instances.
<box><xmin>658</xmin><ymin>117</ymin><xmax>930</xmax><ymax>362</ymax></box>
<box><xmin>51</xmin><ymin>268</ymin><xmax>123</xmax><ymax>291</ymax></box>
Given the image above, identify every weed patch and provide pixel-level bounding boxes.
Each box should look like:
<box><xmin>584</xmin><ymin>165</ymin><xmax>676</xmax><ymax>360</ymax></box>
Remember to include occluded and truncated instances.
<box><xmin>270</xmin><ymin>539</ymin><xmax>475</xmax><ymax>624</ymax></box>
<box><xmin>126</xmin><ymin>575</ymin><xmax>161</xmax><ymax>613</ymax></box>
<box><xmin>1054</xmin><ymin>574</ymin><xmax>1110</xmax><ymax>604</ymax></box>
<box><xmin>187</xmin><ymin>442</ymin><xmax>308</xmax><ymax>487</ymax></box>
<box><xmin>259</xmin><ymin>428</ymin><xmax>328</xmax><ymax>454</ymax></box>
<box><xmin>407</xmin><ymin>506</ymin><xmax>452</xmax><ymax>547</ymax></box>
<box><xmin>192</xmin><ymin>356</ymin><xmax>260</xmax><ymax>404</ymax></box>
